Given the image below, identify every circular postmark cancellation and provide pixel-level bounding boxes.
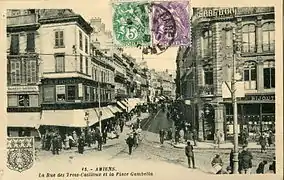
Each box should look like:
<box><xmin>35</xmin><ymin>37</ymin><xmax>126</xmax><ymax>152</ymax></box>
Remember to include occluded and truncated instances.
<box><xmin>112</xmin><ymin>1</ymin><xmax>151</xmax><ymax>47</ymax></box>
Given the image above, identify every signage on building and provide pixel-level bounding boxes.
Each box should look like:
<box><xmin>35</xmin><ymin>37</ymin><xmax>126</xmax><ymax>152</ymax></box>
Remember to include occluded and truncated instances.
<box><xmin>197</xmin><ymin>8</ymin><xmax>237</xmax><ymax>18</ymax></box>
<box><xmin>8</xmin><ymin>86</ymin><xmax>39</xmax><ymax>92</ymax></box>
<box><xmin>243</xmin><ymin>94</ymin><xmax>275</xmax><ymax>101</ymax></box>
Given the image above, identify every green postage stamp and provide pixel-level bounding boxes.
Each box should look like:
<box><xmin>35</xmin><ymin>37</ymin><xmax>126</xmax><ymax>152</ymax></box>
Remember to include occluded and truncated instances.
<box><xmin>112</xmin><ymin>1</ymin><xmax>151</xmax><ymax>47</ymax></box>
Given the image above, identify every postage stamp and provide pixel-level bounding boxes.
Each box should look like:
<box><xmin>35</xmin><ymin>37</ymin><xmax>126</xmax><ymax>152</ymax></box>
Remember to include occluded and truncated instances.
<box><xmin>151</xmin><ymin>1</ymin><xmax>191</xmax><ymax>46</ymax></box>
<box><xmin>7</xmin><ymin>137</ymin><xmax>35</xmax><ymax>173</ymax></box>
<box><xmin>112</xmin><ymin>1</ymin><xmax>151</xmax><ymax>47</ymax></box>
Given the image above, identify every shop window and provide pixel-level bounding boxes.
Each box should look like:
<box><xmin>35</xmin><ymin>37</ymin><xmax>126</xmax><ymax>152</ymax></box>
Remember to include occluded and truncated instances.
<box><xmin>10</xmin><ymin>34</ymin><xmax>19</xmax><ymax>55</ymax></box>
<box><xmin>10</xmin><ymin>61</ymin><xmax>21</xmax><ymax>85</ymax></box>
<box><xmin>84</xmin><ymin>86</ymin><xmax>90</xmax><ymax>101</ymax></box>
<box><xmin>56</xmin><ymin>85</ymin><xmax>66</xmax><ymax>102</ymax></box>
<box><xmin>202</xmin><ymin>29</ymin><xmax>212</xmax><ymax>57</ymax></box>
<box><xmin>263</xmin><ymin>60</ymin><xmax>275</xmax><ymax>89</ymax></box>
<box><xmin>262</xmin><ymin>103</ymin><xmax>275</xmax><ymax>114</ymax></box>
<box><xmin>43</xmin><ymin>86</ymin><xmax>55</xmax><ymax>102</ymax></box>
<box><xmin>66</xmin><ymin>85</ymin><xmax>76</xmax><ymax>101</ymax></box>
<box><xmin>90</xmin><ymin>87</ymin><xmax>94</xmax><ymax>101</ymax></box>
<box><xmin>8</xmin><ymin>95</ymin><xmax>18</xmax><ymax>107</ymax></box>
<box><xmin>29</xmin><ymin>95</ymin><xmax>38</xmax><ymax>107</ymax></box>
<box><xmin>203</xmin><ymin>64</ymin><xmax>213</xmax><ymax>85</ymax></box>
<box><xmin>55</xmin><ymin>30</ymin><xmax>64</xmax><ymax>48</ymax></box>
<box><xmin>243</xmin><ymin>61</ymin><xmax>257</xmax><ymax>90</ymax></box>
<box><xmin>18</xmin><ymin>95</ymin><xmax>29</xmax><ymax>107</ymax></box>
<box><xmin>55</xmin><ymin>54</ymin><xmax>65</xmax><ymax>72</ymax></box>
<box><xmin>94</xmin><ymin>88</ymin><xmax>97</xmax><ymax>101</ymax></box>
<box><xmin>262</xmin><ymin>22</ymin><xmax>275</xmax><ymax>52</ymax></box>
<box><xmin>242</xmin><ymin>24</ymin><xmax>256</xmax><ymax>53</ymax></box>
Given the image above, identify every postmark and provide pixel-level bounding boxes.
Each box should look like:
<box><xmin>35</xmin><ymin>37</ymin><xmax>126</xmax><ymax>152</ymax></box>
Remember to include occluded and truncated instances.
<box><xmin>7</xmin><ymin>137</ymin><xmax>35</xmax><ymax>173</ymax></box>
<box><xmin>152</xmin><ymin>1</ymin><xmax>190</xmax><ymax>46</ymax></box>
<box><xmin>112</xmin><ymin>1</ymin><xmax>151</xmax><ymax>47</ymax></box>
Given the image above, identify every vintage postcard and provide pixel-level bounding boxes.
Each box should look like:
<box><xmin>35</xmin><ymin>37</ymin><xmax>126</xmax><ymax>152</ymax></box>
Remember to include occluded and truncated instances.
<box><xmin>0</xmin><ymin>0</ymin><xmax>282</xmax><ymax>179</ymax></box>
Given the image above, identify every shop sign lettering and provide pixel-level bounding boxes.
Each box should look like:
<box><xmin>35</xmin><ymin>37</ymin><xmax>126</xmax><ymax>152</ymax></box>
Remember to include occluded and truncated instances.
<box><xmin>8</xmin><ymin>86</ymin><xmax>39</xmax><ymax>92</ymax></box>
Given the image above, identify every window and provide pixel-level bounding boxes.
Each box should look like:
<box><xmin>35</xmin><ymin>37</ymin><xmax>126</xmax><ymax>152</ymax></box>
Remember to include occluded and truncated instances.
<box><xmin>94</xmin><ymin>88</ymin><xmax>97</xmax><ymax>101</ymax></box>
<box><xmin>43</xmin><ymin>86</ymin><xmax>55</xmax><ymax>102</ymax></box>
<box><xmin>79</xmin><ymin>31</ymin><xmax>83</xmax><ymax>50</ymax></box>
<box><xmin>263</xmin><ymin>61</ymin><xmax>275</xmax><ymax>89</ymax></box>
<box><xmin>203</xmin><ymin>30</ymin><xmax>212</xmax><ymax>57</ymax></box>
<box><xmin>8</xmin><ymin>95</ymin><xmax>17</xmax><ymax>107</ymax></box>
<box><xmin>90</xmin><ymin>87</ymin><xmax>94</xmax><ymax>101</ymax></box>
<box><xmin>94</xmin><ymin>69</ymin><xmax>97</xmax><ymax>81</ymax></box>
<box><xmin>262</xmin><ymin>22</ymin><xmax>275</xmax><ymax>52</ymax></box>
<box><xmin>10</xmin><ymin>61</ymin><xmax>21</xmax><ymax>85</ymax></box>
<box><xmin>55</xmin><ymin>31</ymin><xmax>64</xmax><ymax>47</ymax></box>
<box><xmin>92</xmin><ymin>67</ymin><xmax>94</xmax><ymax>80</ymax></box>
<box><xmin>26</xmin><ymin>61</ymin><xmax>37</xmax><ymax>83</ymax></box>
<box><xmin>85</xmin><ymin>57</ymin><xmax>88</xmax><ymax>75</ymax></box>
<box><xmin>56</xmin><ymin>85</ymin><xmax>66</xmax><ymax>102</ymax></box>
<box><xmin>18</xmin><ymin>95</ymin><xmax>29</xmax><ymax>107</ymax></box>
<box><xmin>10</xmin><ymin>34</ymin><xmax>19</xmax><ymax>55</ymax></box>
<box><xmin>67</xmin><ymin>85</ymin><xmax>76</xmax><ymax>101</ymax></box>
<box><xmin>29</xmin><ymin>95</ymin><xmax>38</xmax><ymax>107</ymax></box>
<box><xmin>85</xmin><ymin>36</ymin><xmax>88</xmax><ymax>54</ymax></box>
<box><xmin>80</xmin><ymin>54</ymin><xmax>83</xmax><ymax>73</ymax></box>
<box><xmin>242</xmin><ymin>24</ymin><xmax>256</xmax><ymax>53</ymax></box>
<box><xmin>84</xmin><ymin>86</ymin><xmax>90</xmax><ymax>101</ymax></box>
<box><xmin>55</xmin><ymin>54</ymin><xmax>65</xmax><ymax>72</ymax></box>
<box><xmin>26</xmin><ymin>32</ymin><xmax>35</xmax><ymax>52</ymax></box>
<box><xmin>203</xmin><ymin>65</ymin><xmax>213</xmax><ymax>85</ymax></box>
<box><xmin>101</xmin><ymin>71</ymin><xmax>104</xmax><ymax>82</ymax></box>
<box><xmin>243</xmin><ymin>61</ymin><xmax>257</xmax><ymax>90</ymax></box>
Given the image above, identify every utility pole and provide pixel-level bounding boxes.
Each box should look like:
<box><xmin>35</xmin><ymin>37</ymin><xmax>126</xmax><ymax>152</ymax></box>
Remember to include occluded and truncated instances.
<box><xmin>98</xmin><ymin>82</ymin><xmax>102</xmax><ymax>134</ymax></box>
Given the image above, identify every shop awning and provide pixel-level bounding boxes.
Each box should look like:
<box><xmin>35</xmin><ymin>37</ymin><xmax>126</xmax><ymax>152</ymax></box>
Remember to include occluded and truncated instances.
<box><xmin>7</xmin><ymin>112</ymin><xmax>41</xmax><ymax>128</ymax></box>
<box><xmin>121</xmin><ymin>100</ymin><xmax>130</xmax><ymax>108</ymax></box>
<box><xmin>107</xmin><ymin>105</ymin><xmax>123</xmax><ymax>114</ymax></box>
<box><xmin>117</xmin><ymin>101</ymin><xmax>127</xmax><ymax>110</ymax></box>
<box><xmin>95</xmin><ymin>107</ymin><xmax>114</xmax><ymax>120</ymax></box>
<box><xmin>41</xmin><ymin>109</ymin><xmax>99</xmax><ymax>127</ymax></box>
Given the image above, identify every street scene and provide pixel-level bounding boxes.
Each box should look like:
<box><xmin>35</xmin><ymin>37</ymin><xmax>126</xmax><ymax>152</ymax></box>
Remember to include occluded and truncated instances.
<box><xmin>5</xmin><ymin>3</ymin><xmax>277</xmax><ymax>177</ymax></box>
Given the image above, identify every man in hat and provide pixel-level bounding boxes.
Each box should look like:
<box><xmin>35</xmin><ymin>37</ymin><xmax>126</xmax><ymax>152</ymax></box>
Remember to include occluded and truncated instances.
<box><xmin>239</xmin><ymin>146</ymin><xmax>253</xmax><ymax>174</ymax></box>
<box><xmin>185</xmin><ymin>141</ymin><xmax>196</xmax><ymax>168</ymax></box>
<box><xmin>126</xmin><ymin>134</ymin><xmax>135</xmax><ymax>155</ymax></box>
<box><xmin>159</xmin><ymin>129</ymin><xmax>165</xmax><ymax>144</ymax></box>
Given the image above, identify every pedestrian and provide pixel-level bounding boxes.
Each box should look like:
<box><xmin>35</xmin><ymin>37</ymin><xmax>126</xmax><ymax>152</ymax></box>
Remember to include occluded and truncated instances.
<box><xmin>78</xmin><ymin>135</ymin><xmax>84</xmax><ymax>154</ymax></box>
<box><xmin>51</xmin><ymin>134</ymin><xmax>59</xmax><ymax>155</ymax></box>
<box><xmin>102</xmin><ymin>127</ymin><xmax>108</xmax><ymax>144</ymax></box>
<box><xmin>239</xmin><ymin>146</ymin><xmax>253</xmax><ymax>174</ymax></box>
<box><xmin>214</xmin><ymin>129</ymin><xmax>221</xmax><ymax>148</ymax></box>
<box><xmin>167</xmin><ymin>128</ymin><xmax>172</xmax><ymax>140</ymax></box>
<box><xmin>268</xmin><ymin>131</ymin><xmax>274</xmax><ymax>147</ymax></box>
<box><xmin>185</xmin><ymin>141</ymin><xmax>196</xmax><ymax>169</ymax></box>
<box><xmin>259</xmin><ymin>134</ymin><xmax>267</xmax><ymax>153</ymax></box>
<box><xmin>256</xmin><ymin>160</ymin><xmax>268</xmax><ymax>174</ymax></box>
<box><xmin>211</xmin><ymin>154</ymin><xmax>223</xmax><ymax>174</ymax></box>
<box><xmin>97</xmin><ymin>133</ymin><xmax>103</xmax><ymax>151</ymax></box>
<box><xmin>68</xmin><ymin>133</ymin><xmax>75</xmax><ymax>149</ymax></box>
<box><xmin>159</xmin><ymin>129</ymin><xmax>165</xmax><ymax>144</ymax></box>
<box><xmin>268</xmin><ymin>157</ymin><xmax>276</xmax><ymax>174</ymax></box>
<box><xmin>72</xmin><ymin>131</ymin><xmax>78</xmax><ymax>147</ymax></box>
<box><xmin>126</xmin><ymin>134</ymin><xmax>135</xmax><ymax>155</ymax></box>
<box><xmin>86</xmin><ymin>130</ymin><xmax>92</xmax><ymax>147</ymax></box>
<box><xmin>119</xmin><ymin>119</ymin><xmax>125</xmax><ymax>133</ymax></box>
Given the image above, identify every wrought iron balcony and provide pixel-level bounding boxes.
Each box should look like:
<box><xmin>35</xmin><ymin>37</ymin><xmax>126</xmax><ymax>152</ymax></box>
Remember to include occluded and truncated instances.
<box><xmin>7</xmin><ymin>14</ymin><xmax>37</xmax><ymax>26</ymax></box>
<box><xmin>199</xmin><ymin>85</ymin><xmax>214</xmax><ymax>97</ymax></box>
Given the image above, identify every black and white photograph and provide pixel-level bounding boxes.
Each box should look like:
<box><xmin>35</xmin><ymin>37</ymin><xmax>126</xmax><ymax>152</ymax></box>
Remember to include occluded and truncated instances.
<box><xmin>1</xmin><ymin>0</ymin><xmax>283</xmax><ymax>179</ymax></box>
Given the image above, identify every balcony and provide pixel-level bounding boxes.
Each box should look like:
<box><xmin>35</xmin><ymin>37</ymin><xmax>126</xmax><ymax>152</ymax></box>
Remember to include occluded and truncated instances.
<box><xmin>7</xmin><ymin>14</ymin><xmax>37</xmax><ymax>26</ymax></box>
<box><xmin>199</xmin><ymin>85</ymin><xmax>214</xmax><ymax>97</ymax></box>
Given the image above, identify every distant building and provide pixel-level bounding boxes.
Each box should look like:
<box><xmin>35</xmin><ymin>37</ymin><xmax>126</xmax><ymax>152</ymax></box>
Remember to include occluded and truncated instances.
<box><xmin>176</xmin><ymin>7</ymin><xmax>275</xmax><ymax>141</ymax></box>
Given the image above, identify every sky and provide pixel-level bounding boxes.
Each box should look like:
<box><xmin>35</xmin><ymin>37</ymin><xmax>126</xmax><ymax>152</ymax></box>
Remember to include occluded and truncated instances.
<box><xmin>72</xmin><ymin>0</ymin><xmax>181</xmax><ymax>73</ymax></box>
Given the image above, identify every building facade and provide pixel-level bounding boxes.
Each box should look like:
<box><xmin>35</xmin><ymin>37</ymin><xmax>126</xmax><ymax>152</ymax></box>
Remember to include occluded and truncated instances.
<box><xmin>177</xmin><ymin>7</ymin><xmax>275</xmax><ymax>141</ymax></box>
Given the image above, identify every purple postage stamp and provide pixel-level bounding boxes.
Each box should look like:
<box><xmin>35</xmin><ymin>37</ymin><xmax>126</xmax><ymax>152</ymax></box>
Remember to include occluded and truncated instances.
<box><xmin>152</xmin><ymin>1</ymin><xmax>191</xmax><ymax>46</ymax></box>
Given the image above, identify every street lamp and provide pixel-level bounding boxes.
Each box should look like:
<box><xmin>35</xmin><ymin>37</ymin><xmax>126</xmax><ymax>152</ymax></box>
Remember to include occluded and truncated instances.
<box><xmin>223</xmin><ymin>24</ymin><xmax>239</xmax><ymax>174</ymax></box>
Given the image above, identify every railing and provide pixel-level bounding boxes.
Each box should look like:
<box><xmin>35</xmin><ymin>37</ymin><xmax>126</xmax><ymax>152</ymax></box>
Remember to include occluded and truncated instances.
<box><xmin>7</xmin><ymin>14</ymin><xmax>37</xmax><ymax>26</ymax></box>
<box><xmin>199</xmin><ymin>85</ymin><xmax>214</xmax><ymax>96</ymax></box>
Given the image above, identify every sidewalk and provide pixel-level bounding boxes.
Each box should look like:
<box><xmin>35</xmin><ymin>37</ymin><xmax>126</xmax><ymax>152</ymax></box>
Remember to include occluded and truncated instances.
<box><xmin>169</xmin><ymin>140</ymin><xmax>276</xmax><ymax>150</ymax></box>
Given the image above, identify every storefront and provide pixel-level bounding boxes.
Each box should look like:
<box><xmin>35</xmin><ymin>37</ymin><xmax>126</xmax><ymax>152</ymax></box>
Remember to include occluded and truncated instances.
<box><xmin>224</xmin><ymin>94</ymin><xmax>275</xmax><ymax>138</ymax></box>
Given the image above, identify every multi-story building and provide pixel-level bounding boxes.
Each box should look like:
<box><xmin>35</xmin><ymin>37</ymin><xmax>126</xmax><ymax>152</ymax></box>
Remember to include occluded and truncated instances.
<box><xmin>6</xmin><ymin>9</ymin><xmax>41</xmax><ymax>136</ymax></box>
<box><xmin>176</xmin><ymin>7</ymin><xmax>275</xmax><ymax>141</ymax></box>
